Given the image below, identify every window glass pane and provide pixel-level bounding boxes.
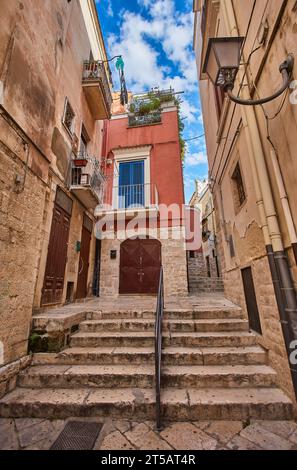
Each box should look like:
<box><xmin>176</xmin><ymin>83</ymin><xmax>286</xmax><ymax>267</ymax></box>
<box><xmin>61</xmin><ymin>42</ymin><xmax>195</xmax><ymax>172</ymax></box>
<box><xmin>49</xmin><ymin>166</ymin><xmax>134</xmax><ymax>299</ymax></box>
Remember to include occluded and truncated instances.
<box><xmin>118</xmin><ymin>160</ymin><xmax>145</xmax><ymax>208</ymax></box>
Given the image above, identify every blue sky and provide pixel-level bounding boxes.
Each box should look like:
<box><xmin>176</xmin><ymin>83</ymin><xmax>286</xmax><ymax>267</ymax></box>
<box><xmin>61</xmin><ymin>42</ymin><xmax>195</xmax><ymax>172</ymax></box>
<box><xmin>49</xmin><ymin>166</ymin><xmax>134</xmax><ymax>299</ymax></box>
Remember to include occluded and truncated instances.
<box><xmin>96</xmin><ymin>0</ymin><xmax>208</xmax><ymax>202</ymax></box>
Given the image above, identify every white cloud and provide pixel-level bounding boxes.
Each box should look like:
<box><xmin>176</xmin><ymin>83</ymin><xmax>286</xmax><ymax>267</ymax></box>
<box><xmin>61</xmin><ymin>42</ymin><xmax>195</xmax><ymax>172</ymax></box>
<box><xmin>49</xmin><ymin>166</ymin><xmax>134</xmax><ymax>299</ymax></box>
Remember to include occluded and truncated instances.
<box><xmin>107</xmin><ymin>0</ymin><xmax>113</xmax><ymax>17</ymax></box>
<box><xmin>185</xmin><ymin>152</ymin><xmax>208</xmax><ymax>166</ymax></box>
<box><xmin>107</xmin><ymin>1</ymin><xmax>199</xmax><ymax>121</ymax></box>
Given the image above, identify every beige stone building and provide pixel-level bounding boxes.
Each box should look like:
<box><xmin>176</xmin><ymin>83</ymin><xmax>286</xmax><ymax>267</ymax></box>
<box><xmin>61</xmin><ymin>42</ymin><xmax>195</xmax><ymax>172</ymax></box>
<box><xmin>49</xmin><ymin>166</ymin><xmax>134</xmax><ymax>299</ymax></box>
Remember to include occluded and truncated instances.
<box><xmin>189</xmin><ymin>179</ymin><xmax>221</xmax><ymax>278</ymax></box>
<box><xmin>193</xmin><ymin>0</ymin><xmax>297</xmax><ymax>402</ymax></box>
<box><xmin>0</xmin><ymin>0</ymin><xmax>112</xmax><ymax>367</ymax></box>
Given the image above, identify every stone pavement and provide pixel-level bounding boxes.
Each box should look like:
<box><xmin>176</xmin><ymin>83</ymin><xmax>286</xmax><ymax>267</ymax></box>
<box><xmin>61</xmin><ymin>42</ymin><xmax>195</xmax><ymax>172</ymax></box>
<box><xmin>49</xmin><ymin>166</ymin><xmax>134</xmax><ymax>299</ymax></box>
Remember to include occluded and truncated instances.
<box><xmin>1</xmin><ymin>418</ymin><xmax>297</xmax><ymax>450</ymax></box>
<box><xmin>33</xmin><ymin>293</ymin><xmax>237</xmax><ymax>317</ymax></box>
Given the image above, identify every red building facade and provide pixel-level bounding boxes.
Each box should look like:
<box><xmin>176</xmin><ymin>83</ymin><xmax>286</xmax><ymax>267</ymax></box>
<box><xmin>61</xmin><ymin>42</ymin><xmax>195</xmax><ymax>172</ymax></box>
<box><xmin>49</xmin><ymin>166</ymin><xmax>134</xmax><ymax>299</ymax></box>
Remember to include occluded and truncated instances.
<box><xmin>96</xmin><ymin>92</ymin><xmax>188</xmax><ymax>298</ymax></box>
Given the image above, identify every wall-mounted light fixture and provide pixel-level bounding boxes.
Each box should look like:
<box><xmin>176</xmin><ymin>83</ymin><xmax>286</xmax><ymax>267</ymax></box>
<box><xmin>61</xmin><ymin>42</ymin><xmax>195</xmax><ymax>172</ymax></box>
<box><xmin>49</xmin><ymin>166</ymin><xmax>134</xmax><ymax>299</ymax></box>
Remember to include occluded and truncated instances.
<box><xmin>203</xmin><ymin>37</ymin><xmax>294</xmax><ymax>106</ymax></box>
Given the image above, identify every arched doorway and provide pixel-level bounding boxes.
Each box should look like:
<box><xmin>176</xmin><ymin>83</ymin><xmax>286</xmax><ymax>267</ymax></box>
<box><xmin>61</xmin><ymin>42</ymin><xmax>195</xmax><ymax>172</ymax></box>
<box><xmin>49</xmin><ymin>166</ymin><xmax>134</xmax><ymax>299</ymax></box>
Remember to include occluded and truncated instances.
<box><xmin>120</xmin><ymin>237</ymin><xmax>162</xmax><ymax>294</ymax></box>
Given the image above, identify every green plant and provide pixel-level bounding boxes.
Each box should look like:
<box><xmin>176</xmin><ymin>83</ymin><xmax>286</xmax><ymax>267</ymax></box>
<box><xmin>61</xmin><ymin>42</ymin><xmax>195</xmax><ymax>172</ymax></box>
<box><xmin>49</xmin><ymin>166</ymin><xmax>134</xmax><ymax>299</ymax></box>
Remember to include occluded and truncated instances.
<box><xmin>129</xmin><ymin>89</ymin><xmax>186</xmax><ymax>161</ymax></box>
<box><xmin>129</xmin><ymin>103</ymin><xmax>136</xmax><ymax>113</ymax></box>
<box><xmin>173</xmin><ymin>96</ymin><xmax>186</xmax><ymax>161</ymax></box>
<box><xmin>28</xmin><ymin>332</ymin><xmax>42</xmax><ymax>352</ymax></box>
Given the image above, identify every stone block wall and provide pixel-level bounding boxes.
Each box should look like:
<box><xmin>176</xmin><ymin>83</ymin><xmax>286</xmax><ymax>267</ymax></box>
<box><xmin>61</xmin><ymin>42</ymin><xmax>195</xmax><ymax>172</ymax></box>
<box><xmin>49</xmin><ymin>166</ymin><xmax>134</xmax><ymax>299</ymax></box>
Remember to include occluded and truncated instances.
<box><xmin>224</xmin><ymin>255</ymin><xmax>295</xmax><ymax>402</ymax></box>
<box><xmin>0</xmin><ymin>136</ymin><xmax>48</xmax><ymax>366</ymax></box>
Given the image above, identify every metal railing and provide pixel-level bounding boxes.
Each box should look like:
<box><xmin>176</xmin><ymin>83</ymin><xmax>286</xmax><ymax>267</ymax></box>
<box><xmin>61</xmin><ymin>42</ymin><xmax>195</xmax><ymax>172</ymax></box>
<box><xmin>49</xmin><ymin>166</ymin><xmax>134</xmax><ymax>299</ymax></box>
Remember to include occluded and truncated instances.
<box><xmin>82</xmin><ymin>60</ymin><xmax>113</xmax><ymax>110</ymax></box>
<box><xmin>155</xmin><ymin>266</ymin><xmax>164</xmax><ymax>431</ymax></box>
<box><xmin>102</xmin><ymin>183</ymin><xmax>159</xmax><ymax>210</ymax></box>
<box><xmin>128</xmin><ymin>112</ymin><xmax>162</xmax><ymax>127</ymax></box>
<box><xmin>70</xmin><ymin>154</ymin><xmax>106</xmax><ymax>204</ymax></box>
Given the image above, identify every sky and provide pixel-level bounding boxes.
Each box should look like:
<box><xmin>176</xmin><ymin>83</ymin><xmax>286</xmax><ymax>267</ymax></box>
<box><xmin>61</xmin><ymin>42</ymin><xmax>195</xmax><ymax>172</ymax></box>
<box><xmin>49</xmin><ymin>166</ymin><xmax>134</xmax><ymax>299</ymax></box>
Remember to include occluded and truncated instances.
<box><xmin>96</xmin><ymin>0</ymin><xmax>208</xmax><ymax>202</ymax></box>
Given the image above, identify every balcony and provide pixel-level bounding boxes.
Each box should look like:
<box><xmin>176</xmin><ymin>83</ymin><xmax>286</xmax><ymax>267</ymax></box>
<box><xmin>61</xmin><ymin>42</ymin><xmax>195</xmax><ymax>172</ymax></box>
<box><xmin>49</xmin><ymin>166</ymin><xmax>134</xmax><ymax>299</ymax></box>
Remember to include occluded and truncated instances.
<box><xmin>82</xmin><ymin>61</ymin><xmax>113</xmax><ymax>120</ymax></box>
<box><xmin>95</xmin><ymin>183</ymin><xmax>159</xmax><ymax>219</ymax></box>
<box><xmin>70</xmin><ymin>155</ymin><xmax>106</xmax><ymax>209</ymax></box>
<box><xmin>128</xmin><ymin>112</ymin><xmax>162</xmax><ymax>128</ymax></box>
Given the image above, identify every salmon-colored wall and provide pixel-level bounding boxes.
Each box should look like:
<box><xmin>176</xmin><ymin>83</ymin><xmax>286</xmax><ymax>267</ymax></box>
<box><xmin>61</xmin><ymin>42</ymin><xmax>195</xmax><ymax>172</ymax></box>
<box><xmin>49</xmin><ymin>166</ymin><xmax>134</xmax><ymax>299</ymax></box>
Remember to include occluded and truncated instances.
<box><xmin>103</xmin><ymin>109</ymin><xmax>185</xmax><ymax>225</ymax></box>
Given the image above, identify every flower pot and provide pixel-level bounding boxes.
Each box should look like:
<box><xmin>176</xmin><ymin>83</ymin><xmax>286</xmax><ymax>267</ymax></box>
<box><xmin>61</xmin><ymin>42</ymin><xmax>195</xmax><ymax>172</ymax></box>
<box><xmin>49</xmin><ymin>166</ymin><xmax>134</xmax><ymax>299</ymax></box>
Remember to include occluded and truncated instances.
<box><xmin>73</xmin><ymin>159</ymin><xmax>88</xmax><ymax>167</ymax></box>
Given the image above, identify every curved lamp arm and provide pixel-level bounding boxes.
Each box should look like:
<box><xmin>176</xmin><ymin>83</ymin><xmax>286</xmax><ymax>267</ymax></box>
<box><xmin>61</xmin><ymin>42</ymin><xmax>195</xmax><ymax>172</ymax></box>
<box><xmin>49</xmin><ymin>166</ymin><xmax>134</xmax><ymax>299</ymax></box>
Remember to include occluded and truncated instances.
<box><xmin>226</xmin><ymin>54</ymin><xmax>294</xmax><ymax>106</ymax></box>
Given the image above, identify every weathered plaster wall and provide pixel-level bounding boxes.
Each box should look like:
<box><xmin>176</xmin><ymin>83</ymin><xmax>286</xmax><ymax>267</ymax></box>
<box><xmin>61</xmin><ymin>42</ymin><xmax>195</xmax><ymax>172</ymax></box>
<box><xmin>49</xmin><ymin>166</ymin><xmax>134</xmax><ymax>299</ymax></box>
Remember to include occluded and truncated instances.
<box><xmin>0</xmin><ymin>119</ymin><xmax>48</xmax><ymax>364</ymax></box>
<box><xmin>0</xmin><ymin>0</ymin><xmax>105</xmax><ymax>367</ymax></box>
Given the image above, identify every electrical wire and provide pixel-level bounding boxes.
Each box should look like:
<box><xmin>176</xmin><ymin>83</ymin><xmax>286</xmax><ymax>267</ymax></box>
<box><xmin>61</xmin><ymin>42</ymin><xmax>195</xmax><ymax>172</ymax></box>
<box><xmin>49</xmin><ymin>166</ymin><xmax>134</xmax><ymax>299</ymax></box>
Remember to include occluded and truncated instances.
<box><xmin>184</xmin><ymin>133</ymin><xmax>205</xmax><ymax>142</ymax></box>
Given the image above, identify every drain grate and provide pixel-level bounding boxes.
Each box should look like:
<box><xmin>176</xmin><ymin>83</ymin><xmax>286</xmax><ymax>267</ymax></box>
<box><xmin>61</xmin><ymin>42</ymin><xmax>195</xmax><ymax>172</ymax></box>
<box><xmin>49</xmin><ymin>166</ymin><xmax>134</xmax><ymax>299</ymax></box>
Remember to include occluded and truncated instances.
<box><xmin>50</xmin><ymin>420</ymin><xmax>103</xmax><ymax>450</ymax></box>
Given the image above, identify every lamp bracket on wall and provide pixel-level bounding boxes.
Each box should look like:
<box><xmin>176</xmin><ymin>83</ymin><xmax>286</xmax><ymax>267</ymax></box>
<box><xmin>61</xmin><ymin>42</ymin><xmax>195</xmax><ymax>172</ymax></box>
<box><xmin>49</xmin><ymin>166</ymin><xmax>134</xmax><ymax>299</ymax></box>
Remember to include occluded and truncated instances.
<box><xmin>226</xmin><ymin>54</ymin><xmax>294</xmax><ymax>106</ymax></box>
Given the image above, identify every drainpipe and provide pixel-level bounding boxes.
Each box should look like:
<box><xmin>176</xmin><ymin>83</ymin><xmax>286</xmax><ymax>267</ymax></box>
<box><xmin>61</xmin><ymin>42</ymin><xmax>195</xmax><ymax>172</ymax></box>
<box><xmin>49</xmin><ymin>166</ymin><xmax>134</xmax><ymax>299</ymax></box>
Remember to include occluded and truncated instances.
<box><xmin>270</xmin><ymin>148</ymin><xmax>297</xmax><ymax>265</ymax></box>
<box><xmin>221</xmin><ymin>0</ymin><xmax>297</xmax><ymax>397</ymax></box>
<box><xmin>240</xmin><ymin>111</ymin><xmax>285</xmax><ymax>319</ymax></box>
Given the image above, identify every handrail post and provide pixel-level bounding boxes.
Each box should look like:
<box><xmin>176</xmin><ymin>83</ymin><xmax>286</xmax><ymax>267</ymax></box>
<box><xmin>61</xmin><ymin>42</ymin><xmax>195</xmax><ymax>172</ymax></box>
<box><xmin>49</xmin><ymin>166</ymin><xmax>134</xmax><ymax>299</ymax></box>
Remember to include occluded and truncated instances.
<box><xmin>155</xmin><ymin>266</ymin><xmax>164</xmax><ymax>432</ymax></box>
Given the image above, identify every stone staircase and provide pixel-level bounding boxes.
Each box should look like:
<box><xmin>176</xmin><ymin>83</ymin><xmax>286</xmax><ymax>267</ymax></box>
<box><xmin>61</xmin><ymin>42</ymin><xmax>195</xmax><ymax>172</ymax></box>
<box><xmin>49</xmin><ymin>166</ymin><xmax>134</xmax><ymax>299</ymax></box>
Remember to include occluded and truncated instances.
<box><xmin>0</xmin><ymin>304</ymin><xmax>293</xmax><ymax>422</ymax></box>
<box><xmin>187</xmin><ymin>256</ymin><xmax>224</xmax><ymax>293</ymax></box>
<box><xmin>189</xmin><ymin>277</ymin><xmax>224</xmax><ymax>293</ymax></box>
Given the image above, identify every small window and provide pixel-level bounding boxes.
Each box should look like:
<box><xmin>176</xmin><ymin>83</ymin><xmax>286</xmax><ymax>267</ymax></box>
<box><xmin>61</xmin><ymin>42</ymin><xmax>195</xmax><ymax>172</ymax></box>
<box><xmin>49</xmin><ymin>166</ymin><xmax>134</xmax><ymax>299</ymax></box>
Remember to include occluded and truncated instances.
<box><xmin>63</xmin><ymin>98</ymin><xmax>75</xmax><ymax>135</ymax></box>
<box><xmin>189</xmin><ymin>251</ymin><xmax>196</xmax><ymax>259</ymax></box>
<box><xmin>231</xmin><ymin>162</ymin><xmax>246</xmax><ymax>208</ymax></box>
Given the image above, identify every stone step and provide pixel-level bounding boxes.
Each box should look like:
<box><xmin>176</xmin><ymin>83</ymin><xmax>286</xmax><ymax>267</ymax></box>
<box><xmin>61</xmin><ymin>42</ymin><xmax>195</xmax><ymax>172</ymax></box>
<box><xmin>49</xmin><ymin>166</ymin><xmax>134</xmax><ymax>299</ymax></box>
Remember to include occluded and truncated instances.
<box><xmin>70</xmin><ymin>331</ymin><xmax>155</xmax><ymax>348</ymax></box>
<box><xmin>189</xmin><ymin>286</ymin><xmax>224</xmax><ymax>291</ymax></box>
<box><xmin>168</xmin><ymin>332</ymin><xmax>257</xmax><ymax>347</ymax></box>
<box><xmin>0</xmin><ymin>387</ymin><xmax>292</xmax><ymax>421</ymax></box>
<box><xmin>90</xmin><ymin>308</ymin><xmax>243</xmax><ymax>320</ymax></box>
<box><xmin>18</xmin><ymin>364</ymin><xmax>277</xmax><ymax>389</ymax></box>
<box><xmin>70</xmin><ymin>331</ymin><xmax>257</xmax><ymax>348</ymax></box>
<box><xmin>79</xmin><ymin>318</ymin><xmax>249</xmax><ymax>333</ymax></box>
<box><xmin>32</xmin><ymin>345</ymin><xmax>267</xmax><ymax>367</ymax></box>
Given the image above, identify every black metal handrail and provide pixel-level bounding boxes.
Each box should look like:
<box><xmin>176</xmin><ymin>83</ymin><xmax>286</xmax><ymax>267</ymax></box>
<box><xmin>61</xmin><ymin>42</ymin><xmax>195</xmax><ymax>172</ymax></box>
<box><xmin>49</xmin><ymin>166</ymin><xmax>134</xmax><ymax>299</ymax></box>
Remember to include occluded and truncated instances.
<box><xmin>155</xmin><ymin>266</ymin><xmax>164</xmax><ymax>431</ymax></box>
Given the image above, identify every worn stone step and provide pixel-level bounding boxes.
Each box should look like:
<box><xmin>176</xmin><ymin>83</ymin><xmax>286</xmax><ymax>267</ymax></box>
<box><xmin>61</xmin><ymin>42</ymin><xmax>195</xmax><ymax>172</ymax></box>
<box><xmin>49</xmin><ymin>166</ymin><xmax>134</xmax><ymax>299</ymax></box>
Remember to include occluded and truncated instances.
<box><xmin>70</xmin><ymin>331</ymin><xmax>156</xmax><ymax>348</ymax></box>
<box><xmin>90</xmin><ymin>308</ymin><xmax>243</xmax><ymax>321</ymax></box>
<box><xmin>164</xmin><ymin>346</ymin><xmax>266</xmax><ymax>366</ymax></box>
<box><xmin>18</xmin><ymin>364</ymin><xmax>277</xmax><ymax>389</ymax></box>
<box><xmin>189</xmin><ymin>286</ymin><xmax>224</xmax><ymax>294</ymax></box>
<box><xmin>162</xmin><ymin>365</ymin><xmax>276</xmax><ymax>388</ymax></box>
<box><xmin>167</xmin><ymin>319</ymin><xmax>248</xmax><ymax>333</ymax></box>
<box><xmin>79</xmin><ymin>319</ymin><xmax>156</xmax><ymax>333</ymax></box>
<box><xmin>70</xmin><ymin>331</ymin><xmax>257</xmax><ymax>348</ymax></box>
<box><xmin>18</xmin><ymin>364</ymin><xmax>155</xmax><ymax>389</ymax></box>
<box><xmin>0</xmin><ymin>387</ymin><xmax>292</xmax><ymax>421</ymax></box>
<box><xmin>79</xmin><ymin>318</ymin><xmax>249</xmax><ymax>333</ymax></box>
<box><xmin>32</xmin><ymin>345</ymin><xmax>267</xmax><ymax>367</ymax></box>
<box><xmin>168</xmin><ymin>332</ymin><xmax>257</xmax><ymax>348</ymax></box>
<box><xmin>163</xmin><ymin>309</ymin><xmax>243</xmax><ymax>320</ymax></box>
<box><xmin>189</xmin><ymin>277</ymin><xmax>224</xmax><ymax>286</ymax></box>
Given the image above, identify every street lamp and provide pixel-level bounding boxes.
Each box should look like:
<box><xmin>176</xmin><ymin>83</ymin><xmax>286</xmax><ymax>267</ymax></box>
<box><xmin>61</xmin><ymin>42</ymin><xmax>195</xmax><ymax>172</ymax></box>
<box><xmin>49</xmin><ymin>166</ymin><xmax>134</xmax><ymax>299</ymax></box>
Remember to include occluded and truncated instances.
<box><xmin>203</xmin><ymin>37</ymin><xmax>294</xmax><ymax>106</ymax></box>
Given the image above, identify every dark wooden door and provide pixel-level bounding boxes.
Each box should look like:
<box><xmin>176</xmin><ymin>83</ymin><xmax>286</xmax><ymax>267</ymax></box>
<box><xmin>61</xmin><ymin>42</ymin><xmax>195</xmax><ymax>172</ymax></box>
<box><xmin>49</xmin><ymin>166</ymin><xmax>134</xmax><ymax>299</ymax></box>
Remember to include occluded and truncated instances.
<box><xmin>76</xmin><ymin>224</ymin><xmax>92</xmax><ymax>299</ymax></box>
<box><xmin>120</xmin><ymin>238</ymin><xmax>161</xmax><ymax>294</ymax></box>
<box><xmin>241</xmin><ymin>267</ymin><xmax>262</xmax><ymax>334</ymax></box>
<box><xmin>41</xmin><ymin>204</ymin><xmax>71</xmax><ymax>305</ymax></box>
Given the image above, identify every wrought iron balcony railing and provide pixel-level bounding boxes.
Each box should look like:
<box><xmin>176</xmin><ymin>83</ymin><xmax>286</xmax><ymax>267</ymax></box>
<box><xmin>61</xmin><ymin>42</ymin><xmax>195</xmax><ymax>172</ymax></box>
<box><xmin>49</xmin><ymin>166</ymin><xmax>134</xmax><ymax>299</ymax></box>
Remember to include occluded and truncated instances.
<box><xmin>82</xmin><ymin>61</ymin><xmax>113</xmax><ymax>119</ymax></box>
<box><xmin>128</xmin><ymin>112</ymin><xmax>162</xmax><ymax>127</ymax></box>
<box><xmin>96</xmin><ymin>183</ymin><xmax>159</xmax><ymax>215</ymax></box>
<box><xmin>70</xmin><ymin>154</ymin><xmax>106</xmax><ymax>208</ymax></box>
